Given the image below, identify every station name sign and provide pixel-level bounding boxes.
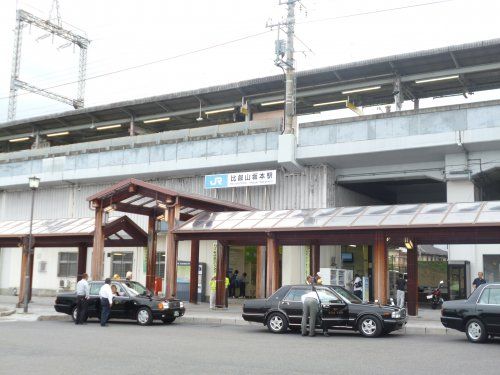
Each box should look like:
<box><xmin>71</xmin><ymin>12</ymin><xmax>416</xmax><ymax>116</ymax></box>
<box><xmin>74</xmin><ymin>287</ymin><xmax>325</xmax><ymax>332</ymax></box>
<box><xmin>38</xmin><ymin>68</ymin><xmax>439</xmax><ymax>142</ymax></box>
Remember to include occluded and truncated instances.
<box><xmin>204</xmin><ymin>170</ymin><xmax>277</xmax><ymax>189</ymax></box>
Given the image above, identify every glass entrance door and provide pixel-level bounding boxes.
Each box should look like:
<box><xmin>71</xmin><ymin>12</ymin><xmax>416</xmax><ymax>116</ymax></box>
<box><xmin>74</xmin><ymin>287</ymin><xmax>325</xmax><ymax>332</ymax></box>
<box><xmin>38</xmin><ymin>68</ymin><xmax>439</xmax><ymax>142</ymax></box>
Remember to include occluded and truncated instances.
<box><xmin>448</xmin><ymin>262</ymin><xmax>467</xmax><ymax>300</ymax></box>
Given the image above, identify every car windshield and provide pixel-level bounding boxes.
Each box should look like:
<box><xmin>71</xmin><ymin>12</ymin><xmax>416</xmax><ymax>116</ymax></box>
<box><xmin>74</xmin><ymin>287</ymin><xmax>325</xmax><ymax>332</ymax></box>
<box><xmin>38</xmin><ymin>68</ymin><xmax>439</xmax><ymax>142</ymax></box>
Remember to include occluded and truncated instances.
<box><xmin>330</xmin><ymin>286</ymin><xmax>362</xmax><ymax>304</ymax></box>
<box><xmin>122</xmin><ymin>281</ymin><xmax>149</xmax><ymax>297</ymax></box>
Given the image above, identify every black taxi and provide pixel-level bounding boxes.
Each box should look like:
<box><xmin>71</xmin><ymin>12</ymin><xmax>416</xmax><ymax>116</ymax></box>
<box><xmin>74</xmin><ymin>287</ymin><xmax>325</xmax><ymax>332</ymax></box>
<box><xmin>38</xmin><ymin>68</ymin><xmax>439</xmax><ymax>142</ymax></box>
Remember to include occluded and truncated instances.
<box><xmin>243</xmin><ymin>284</ymin><xmax>406</xmax><ymax>337</ymax></box>
<box><xmin>54</xmin><ymin>279</ymin><xmax>185</xmax><ymax>325</ymax></box>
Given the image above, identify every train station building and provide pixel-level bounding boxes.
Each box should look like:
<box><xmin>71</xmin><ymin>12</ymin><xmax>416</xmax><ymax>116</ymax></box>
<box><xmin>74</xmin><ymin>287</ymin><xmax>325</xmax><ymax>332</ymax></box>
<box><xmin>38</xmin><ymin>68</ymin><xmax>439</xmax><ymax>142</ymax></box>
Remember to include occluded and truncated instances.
<box><xmin>2</xmin><ymin>39</ymin><xmax>500</xmax><ymax>315</ymax></box>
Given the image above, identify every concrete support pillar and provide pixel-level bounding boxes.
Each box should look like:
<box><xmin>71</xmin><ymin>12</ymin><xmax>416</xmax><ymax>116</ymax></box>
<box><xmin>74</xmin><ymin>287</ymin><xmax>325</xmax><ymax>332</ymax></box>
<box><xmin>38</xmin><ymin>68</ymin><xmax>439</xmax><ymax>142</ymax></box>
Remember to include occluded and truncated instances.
<box><xmin>215</xmin><ymin>243</ymin><xmax>228</xmax><ymax>308</ymax></box>
<box><xmin>266</xmin><ymin>235</ymin><xmax>279</xmax><ymax>297</ymax></box>
<box><xmin>255</xmin><ymin>245</ymin><xmax>266</xmax><ymax>299</ymax></box>
<box><xmin>189</xmin><ymin>239</ymin><xmax>200</xmax><ymax>304</ymax></box>
<box><xmin>90</xmin><ymin>204</ymin><xmax>105</xmax><ymax>281</ymax></box>
<box><xmin>146</xmin><ymin>216</ymin><xmax>158</xmax><ymax>291</ymax></box>
<box><xmin>165</xmin><ymin>204</ymin><xmax>180</xmax><ymax>298</ymax></box>
<box><xmin>407</xmin><ymin>242</ymin><xmax>419</xmax><ymax>316</ymax></box>
<box><xmin>373</xmin><ymin>232</ymin><xmax>388</xmax><ymax>304</ymax></box>
<box><xmin>77</xmin><ymin>244</ymin><xmax>88</xmax><ymax>281</ymax></box>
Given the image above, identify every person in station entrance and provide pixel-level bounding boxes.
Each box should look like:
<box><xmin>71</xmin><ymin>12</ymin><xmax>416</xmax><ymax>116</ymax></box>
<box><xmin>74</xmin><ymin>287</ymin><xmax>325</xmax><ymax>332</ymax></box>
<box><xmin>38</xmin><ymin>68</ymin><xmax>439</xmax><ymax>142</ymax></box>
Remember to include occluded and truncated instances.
<box><xmin>472</xmin><ymin>271</ymin><xmax>487</xmax><ymax>290</ymax></box>
<box><xmin>301</xmin><ymin>289</ymin><xmax>320</xmax><ymax>337</ymax></box>
<box><xmin>238</xmin><ymin>272</ymin><xmax>247</xmax><ymax>298</ymax></box>
<box><xmin>229</xmin><ymin>270</ymin><xmax>239</xmax><ymax>298</ymax></box>
<box><xmin>353</xmin><ymin>274</ymin><xmax>363</xmax><ymax>299</ymax></box>
<box><xmin>99</xmin><ymin>278</ymin><xmax>114</xmax><ymax>327</ymax></box>
<box><xmin>396</xmin><ymin>274</ymin><xmax>406</xmax><ymax>308</ymax></box>
<box><xmin>75</xmin><ymin>273</ymin><xmax>89</xmax><ymax>325</ymax></box>
<box><xmin>209</xmin><ymin>276</ymin><xmax>216</xmax><ymax>309</ymax></box>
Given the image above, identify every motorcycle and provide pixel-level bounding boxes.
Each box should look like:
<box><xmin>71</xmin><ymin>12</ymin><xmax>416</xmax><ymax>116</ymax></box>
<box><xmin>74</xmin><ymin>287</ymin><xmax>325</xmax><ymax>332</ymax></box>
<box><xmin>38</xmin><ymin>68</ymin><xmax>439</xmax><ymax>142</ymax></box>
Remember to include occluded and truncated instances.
<box><xmin>426</xmin><ymin>280</ymin><xmax>444</xmax><ymax>309</ymax></box>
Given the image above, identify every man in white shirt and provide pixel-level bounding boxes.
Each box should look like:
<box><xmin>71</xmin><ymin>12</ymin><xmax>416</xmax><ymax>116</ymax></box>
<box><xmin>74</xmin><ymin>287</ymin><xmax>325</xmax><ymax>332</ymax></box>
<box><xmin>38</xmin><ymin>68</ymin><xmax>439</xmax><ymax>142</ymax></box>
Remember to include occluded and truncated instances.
<box><xmin>301</xmin><ymin>290</ymin><xmax>319</xmax><ymax>337</ymax></box>
<box><xmin>75</xmin><ymin>273</ymin><xmax>90</xmax><ymax>325</ymax></box>
<box><xmin>99</xmin><ymin>278</ymin><xmax>114</xmax><ymax>327</ymax></box>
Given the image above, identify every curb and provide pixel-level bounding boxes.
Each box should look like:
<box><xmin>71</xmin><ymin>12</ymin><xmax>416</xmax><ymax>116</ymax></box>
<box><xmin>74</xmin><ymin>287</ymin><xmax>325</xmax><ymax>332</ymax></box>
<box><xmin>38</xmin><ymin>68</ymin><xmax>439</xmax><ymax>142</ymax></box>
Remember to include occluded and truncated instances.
<box><xmin>30</xmin><ymin>314</ymin><xmax>454</xmax><ymax>335</ymax></box>
<box><xmin>0</xmin><ymin>308</ymin><xmax>16</xmax><ymax>317</ymax></box>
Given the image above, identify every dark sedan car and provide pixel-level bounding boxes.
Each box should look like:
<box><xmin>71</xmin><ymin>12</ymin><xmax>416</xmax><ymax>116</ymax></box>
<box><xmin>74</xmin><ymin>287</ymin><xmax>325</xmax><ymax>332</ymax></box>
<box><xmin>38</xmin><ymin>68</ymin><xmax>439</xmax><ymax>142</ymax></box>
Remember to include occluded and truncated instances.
<box><xmin>441</xmin><ymin>283</ymin><xmax>500</xmax><ymax>343</ymax></box>
<box><xmin>243</xmin><ymin>284</ymin><xmax>407</xmax><ymax>337</ymax></box>
<box><xmin>54</xmin><ymin>279</ymin><xmax>185</xmax><ymax>326</ymax></box>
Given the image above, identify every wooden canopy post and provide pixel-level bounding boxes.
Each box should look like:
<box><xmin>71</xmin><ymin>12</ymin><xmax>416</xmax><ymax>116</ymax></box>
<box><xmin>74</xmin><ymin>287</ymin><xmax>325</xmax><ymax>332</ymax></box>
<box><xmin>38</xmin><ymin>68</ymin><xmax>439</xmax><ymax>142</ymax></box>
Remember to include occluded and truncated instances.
<box><xmin>77</xmin><ymin>243</ymin><xmax>88</xmax><ymax>281</ymax></box>
<box><xmin>310</xmin><ymin>243</ymin><xmax>320</xmax><ymax>276</ymax></box>
<box><xmin>215</xmin><ymin>242</ymin><xmax>228</xmax><ymax>308</ymax></box>
<box><xmin>17</xmin><ymin>237</ymin><xmax>31</xmax><ymax>307</ymax></box>
<box><xmin>90</xmin><ymin>203</ymin><xmax>105</xmax><ymax>281</ymax></box>
<box><xmin>255</xmin><ymin>245</ymin><xmax>266</xmax><ymax>299</ymax></box>
<box><xmin>373</xmin><ymin>232</ymin><xmax>388</xmax><ymax>304</ymax></box>
<box><xmin>189</xmin><ymin>239</ymin><xmax>200</xmax><ymax>304</ymax></box>
<box><xmin>165</xmin><ymin>203</ymin><xmax>180</xmax><ymax>298</ymax></box>
<box><xmin>146</xmin><ymin>216</ymin><xmax>158</xmax><ymax>291</ymax></box>
<box><xmin>266</xmin><ymin>234</ymin><xmax>279</xmax><ymax>297</ymax></box>
<box><xmin>407</xmin><ymin>241</ymin><xmax>419</xmax><ymax>316</ymax></box>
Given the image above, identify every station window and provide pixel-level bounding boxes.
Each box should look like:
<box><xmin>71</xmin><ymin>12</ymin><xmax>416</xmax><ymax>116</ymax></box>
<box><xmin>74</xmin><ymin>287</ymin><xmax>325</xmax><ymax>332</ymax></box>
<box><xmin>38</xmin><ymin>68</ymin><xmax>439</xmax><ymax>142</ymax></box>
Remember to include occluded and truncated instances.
<box><xmin>111</xmin><ymin>252</ymin><xmax>133</xmax><ymax>278</ymax></box>
<box><xmin>57</xmin><ymin>252</ymin><xmax>77</xmax><ymax>277</ymax></box>
<box><xmin>156</xmin><ymin>252</ymin><xmax>166</xmax><ymax>278</ymax></box>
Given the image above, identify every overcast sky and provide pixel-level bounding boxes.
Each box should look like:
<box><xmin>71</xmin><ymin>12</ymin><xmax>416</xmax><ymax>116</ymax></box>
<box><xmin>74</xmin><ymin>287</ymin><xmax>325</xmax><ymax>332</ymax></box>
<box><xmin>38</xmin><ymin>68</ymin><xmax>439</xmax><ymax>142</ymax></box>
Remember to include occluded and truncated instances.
<box><xmin>0</xmin><ymin>0</ymin><xmax>499</xmax><ymax>122</ymax></box>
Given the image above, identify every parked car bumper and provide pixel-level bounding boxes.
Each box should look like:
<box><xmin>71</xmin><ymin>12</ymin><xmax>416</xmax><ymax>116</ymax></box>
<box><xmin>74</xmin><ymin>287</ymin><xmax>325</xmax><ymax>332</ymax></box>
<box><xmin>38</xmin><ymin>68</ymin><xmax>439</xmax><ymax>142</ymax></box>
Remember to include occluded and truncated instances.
<box><xmin>382</xmin><ymin>318</ymin><xmax>407</xmax><ymax>331</ymax></box>
<box><xmin>441</xmin><ymin>316</ymin><xmax>464</xmax><ymax>331</ymax></box>
<box><xmin>242</xmin><ymin>312</ymin><xmax>266</xmax><ymax>323</ymax></box>
<box><xmin>54</xmin><ymin>304</ymin><xmax>72</xmax><ymax>315</ymax></box>
<box><xmin>153</xmin><ymin>307</ymin><xmax>185</xmax><ymax>320</ymax></box>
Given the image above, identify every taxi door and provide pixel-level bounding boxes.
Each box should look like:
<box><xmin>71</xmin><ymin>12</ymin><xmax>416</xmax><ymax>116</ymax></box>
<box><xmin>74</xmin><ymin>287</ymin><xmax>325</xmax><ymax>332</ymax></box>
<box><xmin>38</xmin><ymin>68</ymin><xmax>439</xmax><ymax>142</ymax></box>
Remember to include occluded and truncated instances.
<box><xmin>318</xmin><ymin>288</ymin><xmax>348</xmax><ymax>328</ymax></box>
<box><xmin>279</xmin><ymin>287</ymin><xmax>309</xmax><ymax>326</ymax></box>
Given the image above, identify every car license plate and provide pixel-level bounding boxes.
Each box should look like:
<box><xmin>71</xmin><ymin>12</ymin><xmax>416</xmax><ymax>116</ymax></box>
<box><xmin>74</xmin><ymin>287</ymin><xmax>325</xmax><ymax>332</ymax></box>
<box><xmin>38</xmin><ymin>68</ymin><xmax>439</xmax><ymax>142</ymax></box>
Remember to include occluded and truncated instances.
<box><xmin>174</xmin><ymin>311</ymin><xmax>179</xmax><ymax>317</ymax></box>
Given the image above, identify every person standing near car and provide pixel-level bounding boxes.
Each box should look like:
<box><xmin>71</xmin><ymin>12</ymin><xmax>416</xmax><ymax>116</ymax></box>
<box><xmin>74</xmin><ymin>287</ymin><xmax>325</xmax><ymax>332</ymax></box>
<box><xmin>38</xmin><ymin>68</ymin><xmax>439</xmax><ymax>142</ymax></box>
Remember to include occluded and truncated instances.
<box><xmin>75</xmin><ymin>273</ymin><xmax>89</xmax><ymax>325</ymax></box>
<box><xmin>396</xmin><ymin>274</ymin><xmax>406</xmax><ymax>308</ymax></box>
<box><xmin>301</xmin><ymin>289</ymin><xmax>320</xmax><ymax>337</ymax></box>
<box><xmin>472</xmin><ymin>271</ymin><xmax>487</xmax><ymax>290</ymax></box>
<box><xmin>99</xmin><ymin>278</ymin><xmax>114</xmax><ymax>327</ymax></box>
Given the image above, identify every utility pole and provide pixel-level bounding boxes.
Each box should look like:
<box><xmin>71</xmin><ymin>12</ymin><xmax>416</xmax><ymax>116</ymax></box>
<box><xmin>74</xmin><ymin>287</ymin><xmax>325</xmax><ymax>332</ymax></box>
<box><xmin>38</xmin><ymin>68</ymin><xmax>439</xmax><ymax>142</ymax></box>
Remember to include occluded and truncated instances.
<box><xmin>268</xmin><ymin>0</ymin><xmax>299</xmax><ymax>135</ymax></box>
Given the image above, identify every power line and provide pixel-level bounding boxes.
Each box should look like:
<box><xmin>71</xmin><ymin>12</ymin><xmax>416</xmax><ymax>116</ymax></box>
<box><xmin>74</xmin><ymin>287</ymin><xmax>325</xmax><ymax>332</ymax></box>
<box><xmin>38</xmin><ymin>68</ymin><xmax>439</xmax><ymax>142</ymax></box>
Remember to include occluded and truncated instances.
<box><xmin>0</xmin><ymin>29</ymin><xmax>272</xmax><ymax>103</ymax></box>
<box><xmin>297</xmin><ymin>0</ymin><xmax>458</xmax><ymax>25</ymax></box>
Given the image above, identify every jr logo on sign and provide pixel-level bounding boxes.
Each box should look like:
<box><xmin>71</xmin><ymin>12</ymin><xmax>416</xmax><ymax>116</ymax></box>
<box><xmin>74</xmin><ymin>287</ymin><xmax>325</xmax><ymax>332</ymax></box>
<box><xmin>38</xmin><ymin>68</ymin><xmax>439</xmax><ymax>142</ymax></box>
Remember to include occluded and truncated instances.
<box><xmin>204</xmin><ymin>174</ymin><xmax>228</xmax><ymax>189</ymax></box>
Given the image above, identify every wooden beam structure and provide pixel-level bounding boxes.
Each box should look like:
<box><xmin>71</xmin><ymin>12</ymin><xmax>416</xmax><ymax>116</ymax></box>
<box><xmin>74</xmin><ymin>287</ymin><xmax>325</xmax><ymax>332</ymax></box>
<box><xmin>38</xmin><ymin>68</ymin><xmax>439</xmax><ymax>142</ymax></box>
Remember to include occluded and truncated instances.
<box><xmin>145</xmin><ymin>216</ymin><xmax>158</xmax><ymax>291</ymax></box>
<box><xmin>77</xmin><ymin>243</ymin><xmax>88</xmax><ymax>281</ymax></box>
<box><xmin>17</xmin><ymin>238</ymin><xmax>30</xmax><ymax>307</ymax></box>
<box><xmin>310</xmin><ymin>243</ymin><xmax>320</xmax><ymax>276</ymax></box>
<box><xmin>373</xmin><ymin>232</ymin><xmax>388</xmax><ymax>304</ymax></box>
<box><xmin>266</xmin><ymin>234</ymin><xmax>279</xmax><ymax>297</ymax></box>
<box><xmin>189</xmin><ymin>239</ymin><xmax>200</xmax><ymax>304</ymax></box>
<box><xmin>90</xmin><ymin>205</ymin><xmax>105</xmax><ymax>281</ymax></box>
<box><xmin>407</xmin><ymin>241</ymin><xmax>419</xmax><ymax>316</ymax></box>
<box><xmin>165</xmin><ymin>203</ymin><xmax>180</xmax><ymax>298</ymax></box>
<box><xmin>255</xmin><ymin>245</ymin><xmax>266</xmax><ymax>299</ymax></box>
<box><xmin>215</xmin><ymin>243</ymin><xmax>228</xmax><ymax>308</ymax></box>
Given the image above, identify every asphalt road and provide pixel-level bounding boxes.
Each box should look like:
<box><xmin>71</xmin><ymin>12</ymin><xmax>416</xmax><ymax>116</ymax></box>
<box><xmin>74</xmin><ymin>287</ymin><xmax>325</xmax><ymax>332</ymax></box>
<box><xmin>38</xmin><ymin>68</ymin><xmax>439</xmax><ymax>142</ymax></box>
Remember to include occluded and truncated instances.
<box><xmin>0</xmin><ymin>320</ymin><xmax>498</xmax><ymax>375</ymax></box>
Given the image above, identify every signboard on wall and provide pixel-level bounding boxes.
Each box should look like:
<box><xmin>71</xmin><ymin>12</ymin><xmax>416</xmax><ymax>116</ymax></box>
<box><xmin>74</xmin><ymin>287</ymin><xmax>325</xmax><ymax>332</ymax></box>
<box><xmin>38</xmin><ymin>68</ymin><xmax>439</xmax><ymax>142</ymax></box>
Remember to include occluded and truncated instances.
<box><xmin>204</xmin><ymin>170</ymin><xmax>276</xmax><ymax>189</ymax></box>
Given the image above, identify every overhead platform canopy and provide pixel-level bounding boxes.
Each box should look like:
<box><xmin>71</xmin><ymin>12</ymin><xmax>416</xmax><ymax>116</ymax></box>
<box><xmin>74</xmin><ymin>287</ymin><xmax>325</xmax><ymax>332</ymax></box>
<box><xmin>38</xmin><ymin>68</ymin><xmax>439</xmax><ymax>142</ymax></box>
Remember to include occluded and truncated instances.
<box><xmin>0</xmin><ymin>215</ymin><xmax>147</xmax><ymax>247</ymax></box>
<box><xmin>4</xmin><ymin>38</ymin><xmax>500</xmax><ymax>146</ymax></box>
<box><xmin>174</xmin><ymin>201</ymin><xmax>500</xmax><ymax>245</ymax></box>
<box><xmin>86</xmin><ymin>178</ymin><xmax>253</xmax><ymax>221</ymax></box>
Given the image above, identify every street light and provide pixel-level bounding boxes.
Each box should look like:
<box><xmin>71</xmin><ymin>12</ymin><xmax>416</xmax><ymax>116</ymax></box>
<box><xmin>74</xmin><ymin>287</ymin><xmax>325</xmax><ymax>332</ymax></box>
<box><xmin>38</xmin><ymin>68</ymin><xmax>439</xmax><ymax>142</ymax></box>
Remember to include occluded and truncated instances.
<box><xmin>23</xmin><ymin>176</ymin><xmax>40</xmax><ymax>313</ymax></box>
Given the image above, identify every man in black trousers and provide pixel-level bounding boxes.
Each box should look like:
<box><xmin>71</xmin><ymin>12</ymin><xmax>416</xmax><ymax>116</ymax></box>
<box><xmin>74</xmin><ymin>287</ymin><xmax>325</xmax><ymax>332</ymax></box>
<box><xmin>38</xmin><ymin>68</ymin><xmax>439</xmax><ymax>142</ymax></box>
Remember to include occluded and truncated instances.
<box><xmin>75</xmin><ymin>273</ymin><xmax>89</xmax><ymax>325</ymax></box>
<box><xmin>99</xmin><ymin>278</ymin><xmax>114</xmax><ymax>327</ymax></box>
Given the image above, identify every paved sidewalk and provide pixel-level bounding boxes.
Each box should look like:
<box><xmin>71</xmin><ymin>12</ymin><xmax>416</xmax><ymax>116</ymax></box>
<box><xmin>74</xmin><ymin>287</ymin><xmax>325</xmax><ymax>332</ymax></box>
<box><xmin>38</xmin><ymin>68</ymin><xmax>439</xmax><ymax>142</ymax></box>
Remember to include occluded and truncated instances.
<box><xmin>0</xmin><ymin>295</ymin><xmax>458</xmax><ymax>335</ymax></box>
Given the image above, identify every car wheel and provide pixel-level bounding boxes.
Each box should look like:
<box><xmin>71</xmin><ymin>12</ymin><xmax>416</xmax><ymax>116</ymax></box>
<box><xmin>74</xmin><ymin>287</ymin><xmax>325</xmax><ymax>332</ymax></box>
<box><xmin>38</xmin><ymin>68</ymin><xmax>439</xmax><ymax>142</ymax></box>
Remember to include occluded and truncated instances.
<box><xmin>71</xmin><ymin>306</ymin><xmax>78</xmax><ymax>322</ymax></box>
<box><xmin>162</xmin><ymin>316</ymin><xmax>176</xmax><ymax>324</ymax></box>
<box><xmin>358</xmin><ymin>315</ymin><xmax>382</xmax><ymax>338</ymax></box>
<box><xmin>136</xmin><ymin>307</ymin><xmax>153</xmax><ymax>326</ymax></box>
<box><xmin>466</xmin><ymin>318</ymin><xmax>487</xmax><ymax>343</ymax></box>
<box><xmin>266</xmin><ymin>312</ymin><xmax>288</xmax><ymax>334</ymax></box>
